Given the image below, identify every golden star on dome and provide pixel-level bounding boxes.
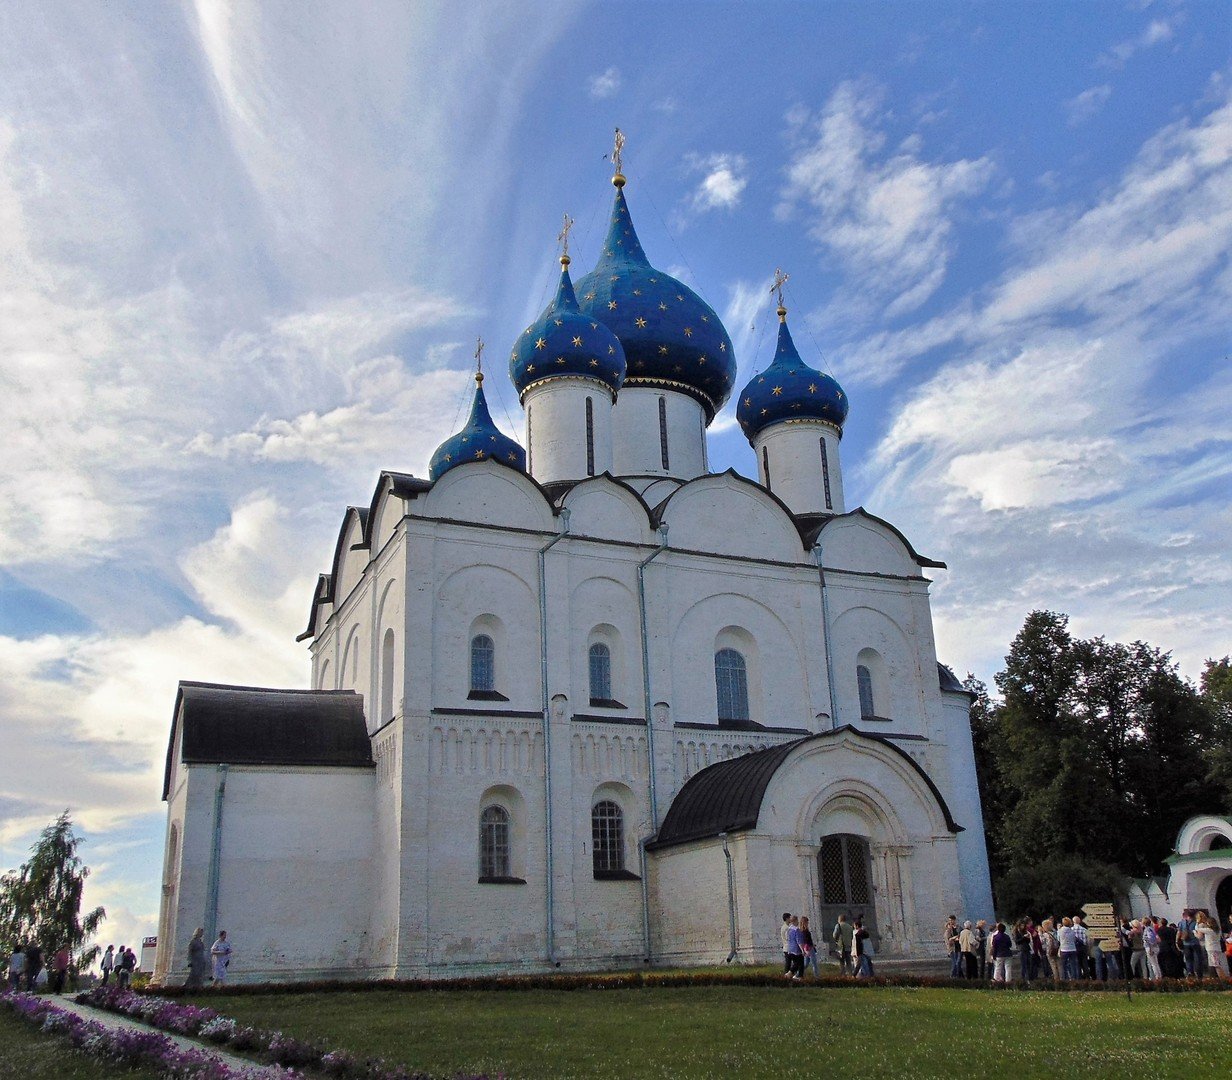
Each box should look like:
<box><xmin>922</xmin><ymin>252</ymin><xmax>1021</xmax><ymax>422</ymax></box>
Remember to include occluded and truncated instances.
<box><xmin>698</xmin><ymin>356</ymin><xmax>707</xmax><ymax>365</ymax></box>
<box><xmin>556</xmin><ymin>357</ymin><xmax>567</xmax><ymax>365</ymax></box>
<box><xmin>535</xmin><ymin>337</ymin><xmax>546</xmax><ymax>350</ymax></box>
<box><xmin>791</xmin><ymin>402</ymin><xmax>801</xmax><ymax>409</ymax></box>
<box><xmin>683</xmin><ymin>327</ymin><xmax>693</xmax><ymax>337</ymax></box>
<box><xmin>701</xmin><ymin>315</ymin><xmax>709</xmax><ymax>322</ymax></box>
<box><xmin>719</xmin><ymin>342</ymin><xmax>726</xmax><ymax>352</ymax></box>
<box><xmin>635</xmin><ymin>317</ymin><xmax>647</xmax><ymax>328</ymax></box>
<box><xmin>589</xmin><ymin>359</ymin><xmax>599</xmax><ymax>367</ymax></box>
<box><xmin>771</xmin><ymin>386</ymin><xmax>783</xmax><ymax>396</ymax></box>
<box><xmin>634</xmin><ymin>360</ymin><xmax>645</xmax><ymax>369</ymax></box>
<box><xmin>554</xmin><ymin>319</ymin><xmax>563</xmax><ymax>326</ymax></box>
<box><xmin>608</xmin><ymin>345</ymin><xmax>616</xmax><ymax>354</ymax></box>
<box><xmin>507</xmin><ymin>451</ymin><xmax>517</xmax><ymax>461</ymax></box>
<box><xmin>526</xmin><ymin>364</ymin><xmax>535</xmax><ymax>373</ymax></box>
<box><xmin>608</xmin><ymin>301</ymin><xmax>617</xmax><ymax>310</ymax></box>
<box><xmin>490</xmin><ymin>435</ymin><xmax>497</xmax><ymax>442</ymax></box>
<box><xmin>808</xmin><ymin>383</ymin><xmax>817</xmax><ymax>393</ymax></box>
<box><xmin>744</xmin><ymin>397</ymin><xmax>752</xmax><ymax>407</ymax></box>
<box><xmin>650</xmin><ymin>277</ymin><xmax>658</xmax><ymax>283</ymax></box>
<box><xmin>444</xmin><ymin>453</ymin><xmax>452</xmax><ymax>461</ymax></box>
<box><xmin>658</xmin><ymin>345</ymin><xmax>669</xmax><ymax>355</ymax></box>
<box><xmin>757</xmin><ymin>377</ymin><xmax>765</xmax><ymax>384</ymax></box>
<box><xmin>572</xmin><ymin>336</ymin><xmax>583</xmax><ymax>347</ymax></box>
<box><xmin>604</xmin><ymin>249</ymin><xmax>612</xmax><ymax>257</ymax></box>
<box><xmin>633</xmin><ymin>289</ymin><xmax>642</xmax><ymax>296</ymax></box>
<box><xmin>658</xmin><ymin>302</ymin><xmax>668</xmax><ymax>311</ymax></box>
<box><xmin>760</xmin><ymin>408</ymin><xmax>768</xmax><ymax>416</ymax></box>
<box><xmin>609</xmin><ymin>275</ymin><xmax>619</xmax><ymax>282</ymax></box>
<box><xmin>591</xmin><ymin>322</ymin><xmax>599</xmax><ymax>329</ymax></box>
<box><xmin>474</xmin><ymin>450</ymin><xmax>485</xmax><ymax>459</ymax></box>
<box><xmin>584</xmin><ymin>292</ymin><xmax>596</xmax><ymax>301</ymax></box>
<box><xmin>676</xmin><ymin>294</ymin><xmax>684</xmax><ymax>301</ymax></box>
<box><xmin>837</xmin><ymin>391</ymin><xmax>844</xmax><ymax>399</ymax></box>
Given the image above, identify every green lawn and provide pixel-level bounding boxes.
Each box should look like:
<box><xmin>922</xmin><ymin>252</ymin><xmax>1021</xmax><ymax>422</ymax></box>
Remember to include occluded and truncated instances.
<box><xmin>209</xmin><ymin>984</ymin><xmax>1230</xmax><ymax>1079</ymax></box>
<box><xmin>0</xmin><ymin>1009</ymin><xmax>163</xmax><ymax>1080</ymax></box>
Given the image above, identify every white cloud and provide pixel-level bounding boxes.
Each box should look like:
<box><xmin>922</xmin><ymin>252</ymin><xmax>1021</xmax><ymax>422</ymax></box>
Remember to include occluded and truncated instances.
<box><xmin>1099</xmin><ymin>17</ymin><xmax>1176</xmax><ymax>68</ymax></box>
<box><xmin>684</xmin><ymin>153</ymin><xmax>749</xmax><ymax>214</ymax></box>
<box><xmin>589</xmin><ymin>66</ymin><xmax>621</xmax><ymax>100</ymax></box>
<box><xmin>778</xmin><ymin>81</ymin><xmax>995</xmax><ymax>319</ymax></box>
<box><xmin>1066</xmin><ymin>84</ymin><xmax>1113</xmax><ymax>125</ymax></box>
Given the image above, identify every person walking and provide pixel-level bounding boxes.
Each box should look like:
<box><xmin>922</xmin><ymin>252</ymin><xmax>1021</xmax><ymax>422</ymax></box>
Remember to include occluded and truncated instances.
<box><xmin>975</xmin><ymin>920</ymin><xmax>989</xmax><ymax>981</ymax></box>
<box><xmin>853</xmin><ymin>919</ymin><xmax>873</xmax><ymax>978</ymax></box>
<box><xmin>211</xmin><ymin>930</ymin><xmax>232</xmax><ymax>983</ymax></box>
<box><xmin>100</xmin><ymin>945</ymin><xmax>115</xmax><ymax>986</ymax></box>
<box><xmin>832</xmin><ymin>914</ymin><xmax>855</xmax><ymax>977</ymax></box>
<box><xmin>1159</xmin><ymin>920</ymin><xmax>1182</xmax><ymax>978</ymax></box>
<box><xmin>1177</xmin><ymin>909</ymin><xmax>1200</xmax><ymax>978</ymax></box>
<box><xmin>959</xmin><ymin>920</ymin><xmax>978</xmax><ymax>979</ymax></box>
<box><xmin>1117</xmin><ymin>918</ymin><xmax>1133</xmax><ymax>980</ymax></box>
<box><xmin>7</xmin><ymin>944</ymin><xmax>24</xmax><ymax>991</ymax></box>
<box><xmin>23</xmin><ymin>941</ymin><xmax>42</xmax><ymax>991</ymax></box>
<box><xmin>1057</xmin><ymin>917</ymin><xmax>1078</xmax><ymax>980</ymax></box>
<box><xmin>944</xmin><ymin>915</ymin><xmax>961</xmax><ymax>978</ymax></box>
<box><xmin>786</xmin><ymin>917</ymin><xmax>804</xmax><ymax>981</ymax></box>
<box><xmin>1040</xmin><ymin>919</ymin><xmax>1061</xmax><ymax>980</ymax></box>
<box><xmin>1072</xmin><ymin>914</ymin><xmax>1090</xmax><ymax>978</ymax></box>
<box><xmin>186</xmin><ymin>928</ymin><xmax>209</xmax><ymax>988</ymax></box>
<box><xmin>51</xmin><ymin>946</ymin><xmax>70</xmax><ymax>994</ymax></box>
<box><xmin>780</xmin><ymin>913</ymin><xmax>793</xmax><ymax>977</ymax></box>
<box><xmin>990</xmin><ymin>922</ymin><xmax>1013</xmax><ymax>983</ymax></box>
<box><xmin>1143</xmin><ymin>918</ymin><xmax>1162</xmax><ymax>980</ymax></box>
<box><xmin>1197</xmin><ymin>915</ymin><xmax>1224</xmax><ymax>980</ymax></box>
<box><xmin>799</xmin><ymin>917</ymin><xmax>820</xmax><ymax>979</ymax></box>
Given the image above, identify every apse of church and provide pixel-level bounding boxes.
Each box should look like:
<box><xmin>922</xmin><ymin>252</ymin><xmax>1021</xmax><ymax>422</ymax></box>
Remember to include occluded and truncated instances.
<box><xmin>155</xmin><ymin>135</ymin><xmax>994</xmax><ymax>984</ymax></box>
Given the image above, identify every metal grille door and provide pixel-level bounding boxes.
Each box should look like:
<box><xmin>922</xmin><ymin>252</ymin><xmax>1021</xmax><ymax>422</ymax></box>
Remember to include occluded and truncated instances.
<box><xmin>817</xmin><ymin>833</ymin><xmax>877</xmax><ymax>953</ymax></box>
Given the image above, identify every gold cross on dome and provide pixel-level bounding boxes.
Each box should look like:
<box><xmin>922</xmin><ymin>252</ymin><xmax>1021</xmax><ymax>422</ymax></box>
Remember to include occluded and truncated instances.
<box><xmin>612</xmin><ymin>128</ymin><xmax>625</xmax><ymax>175</ymax></box>
<box><xmin>557</xmin><ymin>213</ymin><xmax>575</xmax><ymax>260</ymax></box>
<box><xmin>770</xmin><ymin>268</ymin><xmax>789</xmax><ymax>317</ymax></box>
<box><xmin>474</xmin><ymin>337</ymin><xmax>485</xmax><ymax>372</ymax></box>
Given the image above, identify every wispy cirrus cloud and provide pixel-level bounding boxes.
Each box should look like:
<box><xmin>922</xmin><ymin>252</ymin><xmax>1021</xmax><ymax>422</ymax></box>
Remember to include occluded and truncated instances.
<box><xmin>1065</xmin><ymin>84</ymin><xmax>1113</xmax><ymax>126</ymax></box>
<box><xmin>683</xmin><ymin>152</ymin><xmax>749</xmax><ymax>214</ymax></box>
<box><xmin>1098</xmin><ymin>16</ymin><xmax>1176</xmax><ymax>69</ymax></box>
<box><xmin>777</xmin><ymin>81</ymin><xmax>995</xmax><ymax>320</ymax></box>
<box><xmin>589</xmin><ymin>66</ymin><xmax>621</xmax><ymax>99</ymax></box>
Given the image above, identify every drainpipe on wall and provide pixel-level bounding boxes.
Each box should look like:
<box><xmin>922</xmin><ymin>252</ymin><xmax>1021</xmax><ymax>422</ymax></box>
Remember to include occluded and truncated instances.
<box><xmin>203</xmin><ymin>764</ymin><xmax>228</xmax><ymax>945</ymax></box>
<box><xmin>637</xmin><ymin>524</ymin><xmax>669</xmax><ymax>963</ymax></box>
<box><xmin>814</xmin><ymin>546</ymin><xmax>840</xmax><ymax>730</ymax></box>
<box><xmin>538</xmin><ymin>507</ymin><xmax>570</xmax><ymax>966</ymax></box>
<box><xmin>721</xmin><ymin>832</ymin><xmax>738</xmax><ymax>963</ymax></box>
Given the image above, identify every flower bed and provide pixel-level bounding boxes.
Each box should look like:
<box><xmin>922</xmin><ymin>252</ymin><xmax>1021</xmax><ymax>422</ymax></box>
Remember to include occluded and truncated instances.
<box><xmin>139</xmin><ymin>967</ymin><xmax>1232</xmax><ymax>998</ymax></box>
<box><xmin>0</xmin><ymin>990</ymin><xmax>298</xmax><ymax>1078</ymax></box>
<box><xmin>75</xmin><ymin>986</ymin><xmax>493</xmax><ymax>1079</ymax></box>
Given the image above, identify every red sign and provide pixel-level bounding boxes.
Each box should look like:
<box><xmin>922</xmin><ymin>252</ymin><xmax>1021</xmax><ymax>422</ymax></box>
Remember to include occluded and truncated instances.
<box><xmin>142</xmin><ymin>936</ymin><xmax>158</xmax><ymax>949</ymax></box>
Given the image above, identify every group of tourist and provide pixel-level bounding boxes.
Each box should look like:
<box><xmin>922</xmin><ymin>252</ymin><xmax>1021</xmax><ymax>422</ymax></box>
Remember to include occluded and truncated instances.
<box><xmin>184</xmin><ymin>927</ymin><xmax>232</xmax><ymax>987</ymax></box>
<box><xmin>5</xmin><ymin>941</ymin><xmax>74</xmax><ymax>993</ymax></box>
<box><xmin>944</xmin><ymin>908</ymin><xmax>1232</xmax><ymax>984</ymax></box>
<box><xmin>780</xmin><ymin>911</ymin><xmax>873</xmax><ymax>980</ymax></box>
<box><xmin>98</xmin><ymin>944</ymin><xmax>138</xmax><ymax>987</ymax></box>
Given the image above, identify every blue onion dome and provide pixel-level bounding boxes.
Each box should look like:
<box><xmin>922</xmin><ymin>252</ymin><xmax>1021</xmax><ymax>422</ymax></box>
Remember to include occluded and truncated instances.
<box><xmin>573</xmin><ymin>176</ymin><xmax>736</xmax><ymax>421</ymax></box>
<box><xmin>429</xmin><ymin>372</ymin><xmax>527</xmax><ymax>481</ymax></box>
<box><xmin>736</xmin><ymin>306</ymin><xmax>848</xmax><ymax>443</ymax></box>
<box><xmin>509</xmin><ymin>255</ymin><xmax>626</xmax><ymax>401</ymax></box>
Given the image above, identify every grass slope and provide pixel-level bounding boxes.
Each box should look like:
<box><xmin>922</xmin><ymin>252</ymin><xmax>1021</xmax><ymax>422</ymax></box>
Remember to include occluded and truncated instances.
<box><xmin>209</xmin><ymin>984</ymin><xmax>1228</xmax><ymax>1079</ymax></box>
<box><xmin>0</xmin><ymin>1008</ymin><xmax>164</xmax><ymax>1080</ymax></box>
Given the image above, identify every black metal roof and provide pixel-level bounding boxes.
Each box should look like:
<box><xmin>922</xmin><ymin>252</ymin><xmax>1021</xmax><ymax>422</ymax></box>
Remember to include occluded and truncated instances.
<box><xmin>937</xmin><ymin>662</ymin><xmax>971</xmax><ymax>695</ymax></box>
<box><xmin>648</xmin><ymin>725</ymin><xmax>961</xmax><ymax>851</ymax></box>
<box><xmin>162</xmin><ymin>682</ymin><xmax>372</xmax><ymax>800</ymax></box>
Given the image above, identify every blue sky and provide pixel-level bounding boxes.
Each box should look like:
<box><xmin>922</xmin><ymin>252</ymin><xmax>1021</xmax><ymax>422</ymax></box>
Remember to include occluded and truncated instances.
<box><xmin>0</xmin><ymin>1</ymin><xmax>1228</xmax><ymax>954</ymax></box>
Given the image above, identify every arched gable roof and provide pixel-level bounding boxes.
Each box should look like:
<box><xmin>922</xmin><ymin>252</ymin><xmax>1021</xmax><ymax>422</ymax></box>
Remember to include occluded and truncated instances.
<box><xmin>648</xmin><ymin>725</ymin><xmax>961</xmax><ymax>851</ymax></box>
<box><xmin>559</xmin><ymin>472</ymin><xmax>658</xmax><ymax>536</ymax></box>
<box><xmin>807</xmin><ymin>507</ymin><xmax>946</xmax><ymax>569</ymax></box>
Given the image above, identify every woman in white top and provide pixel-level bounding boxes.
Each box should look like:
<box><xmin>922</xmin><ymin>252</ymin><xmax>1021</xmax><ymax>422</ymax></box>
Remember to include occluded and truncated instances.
<box><xmin>210</xmin><ymin>930</ymin><xmax>232</xmax><ymax>983</ymax></box>
<box><xmin>1196</xmin><ymin>916</ymin><xmax>1224</xmax><ymax>979</ymax></box>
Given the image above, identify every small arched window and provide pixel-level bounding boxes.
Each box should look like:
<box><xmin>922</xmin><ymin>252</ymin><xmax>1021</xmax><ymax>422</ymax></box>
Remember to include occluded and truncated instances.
<box><xmin>592</xmin><ymin>800</ymin><xmax>624</xmax><ymax>875</ymax></box>
<box><xmin>857</xmin><ymin>664</ymin><xmax>875</xmax><ymax>719</ymax></box>
<box><xmin>470</xmin><ymin>634</ymin><xmax>495</xmax><ymax>693</ymax></box>
<box><xmin>479</xmin><ymin>805</ymin><xmax>511</xmax><ymax>879</ymax></box>
<box><xmin>715</xmin><ymin>648</ymin><xmax>749</xmax><ymax>723</ymax></box>
<box><xmin>589</xmin><ymin>642</ymin><xmax>612</xmax><ymax>704</ymax></box>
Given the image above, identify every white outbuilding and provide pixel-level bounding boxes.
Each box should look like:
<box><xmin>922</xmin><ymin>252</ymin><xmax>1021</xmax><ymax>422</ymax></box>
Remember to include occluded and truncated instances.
<box><xmin>154</xmin><ymin>162</ymin><xmax>996</xmax><ymax>984</ymax></box>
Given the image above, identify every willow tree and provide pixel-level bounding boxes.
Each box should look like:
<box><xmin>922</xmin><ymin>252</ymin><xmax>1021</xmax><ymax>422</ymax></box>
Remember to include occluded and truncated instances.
<box><xmin>0</xmin><ymin>812</ymin><xmax>106</xmax><ymax>970</ymax></box>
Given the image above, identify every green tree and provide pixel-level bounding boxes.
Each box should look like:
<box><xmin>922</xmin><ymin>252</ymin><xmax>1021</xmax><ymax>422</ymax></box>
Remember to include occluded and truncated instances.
<box><xmin>1200</xmin><ymin>656</ymin><xmax>1232</xmax><ymax>810</ymax></box>
<box><xmin>0</xmin><ymin>812</ymin><xmax>106</xmax><ymax>971</ymax></box>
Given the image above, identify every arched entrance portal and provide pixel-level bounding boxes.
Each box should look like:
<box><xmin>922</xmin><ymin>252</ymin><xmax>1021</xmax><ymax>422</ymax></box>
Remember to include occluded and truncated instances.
<box><xmin>1216</xmin><ymin>875</ymin><xmax>1232</xmax><ymax>936</ymax></box>
<box><xmin>817</xmin><ymin>833</ymin><xmax>877</xmax><ymax>952</ymax></box>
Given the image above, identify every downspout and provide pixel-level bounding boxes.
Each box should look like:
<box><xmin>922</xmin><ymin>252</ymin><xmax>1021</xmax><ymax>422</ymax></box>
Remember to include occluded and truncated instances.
<box><xmin>203</xmin><ymin>764</ymin><xmax>228</xmax><ymax>944</ymax></box>
<box><xmin>538</xmin><ymin>507</ymin><xmax>570</xmax><ymax>966</ymax></box>
<box><xmin>814</xmin><ymin>545</ymin><xmax>840</xmax><ymax>730</ymax></box>
<box><xmin>637</xmin><ymin>523</ymin><xmax>669</xmax><ymax>962</ymax></box>
<box><xmin>721</xmin><ymin>832</ymin><xmax>738</xmax><ymax>963</ymax></box>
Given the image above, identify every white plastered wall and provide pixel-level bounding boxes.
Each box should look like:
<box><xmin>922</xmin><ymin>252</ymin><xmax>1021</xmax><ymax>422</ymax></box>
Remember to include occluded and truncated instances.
<box><xmin>754</xmin><ymin>420</ymin><xmax>845</xmax><ymax>515</ymax></box>
<box><xmin>611</xmin><ymin>386</ymin><xmax>708</xmax><ymax>479</ymax></box>
<box><xmin>524</xmin><ymin>378</ymin><xmax>614</xmax><ymax>484</ymax></box>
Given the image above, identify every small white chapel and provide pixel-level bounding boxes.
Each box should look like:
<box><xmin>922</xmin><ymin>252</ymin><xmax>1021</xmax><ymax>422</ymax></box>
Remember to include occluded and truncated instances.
<box><xmin>155</xmin><ymin>139</ymin><xmax>995</xmax><ymax>984</ymax></box>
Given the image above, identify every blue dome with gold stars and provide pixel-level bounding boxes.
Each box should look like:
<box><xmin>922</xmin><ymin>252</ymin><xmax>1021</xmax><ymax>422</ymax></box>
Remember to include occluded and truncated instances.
<box><xmin>429</xmin><ymin>373</ymin><xmax>527</xmax><ymax>481</ymax></box>
<box><xmin>736</xmin><ymin>312</ymin><xmax>848</xmax><ymax>443</ymax></box>
<box><xmin>509</xmin><ymin>258</ymin><xmax>626</xmax><ymax>401</ymax></box>
<box><xmin>574</xmin><ymin>181</ymin><xmax>736</xmax><ymax>421</ymax></box>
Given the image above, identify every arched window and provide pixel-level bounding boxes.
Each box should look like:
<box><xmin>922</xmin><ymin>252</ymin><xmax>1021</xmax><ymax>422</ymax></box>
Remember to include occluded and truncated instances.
<box><xmin>715</xmin><ymin>648</ymin><xmax>749</xmax><ymax>723</ymax></box>
<box><xmin>479</xmin><ymin>805</ymin><xmax>511</xmax><ymax>880</ymax></box>
<box><xmin>380</xmin><ymin>628</ymin><xmax>396</xmax><ymax>723</ymax></box>
<box><xmin>857</xmin><ymin>664</ymin><xmax>875</xmax><ymax>718</ymax></box>
<box><xmin>592</xmin><ymin>800</ymin><xmax>624</xmax><ymax>875</ymax></box>
<box><xmin>470</xmin><ymin>634</ymin><xmax>495</xmax><ymax>693</ymax></box>
<box><xmin>589</xmin><ymin>642</ymin><xmax>612</xmax><ymax>704</ymax></box>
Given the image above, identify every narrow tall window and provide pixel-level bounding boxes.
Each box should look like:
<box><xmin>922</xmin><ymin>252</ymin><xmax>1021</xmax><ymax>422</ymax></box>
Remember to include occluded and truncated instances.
<box><xmin>715</xmin><ymin>648</ymin><xmax>750</xmax><ymax>723</ymax></box>
<box><xmin>857</xmin><ymin>664</ymin><xmax>875</xmax><ymax>719</ymax></box>
<box><xmin>592</xmin><ymin>801</ymin><xmax>625</xmax><ymax>874</ymax></box>
<box><xmin>380</xmin><ymin>628</ymin><xmax>396</xmax><ymax>723</ymax></box>
<box><xmin>479</xmin><ymin>805</ymin><xmax>511</xmax><ymax>879</ymax></box>
<box><xmin>527</xmin><ymin>404</ymin><xmax>533</xmax><ymax>474</ymax></box>
<box><xmin>658</xmin><ymin>396</ymin><xmax>670</xmax><ymax>470</ymax></box>
<box><xmin>762</xmin><ymin>446</ymin><xmax>771</xmax><ymax>490</ymax></box>
<box><xmin>470</xmin><ymin>634</ymin><xmax>495</xmax><ymax>693</ymax></box>
<box><xmin>589</xmin><ymin>642</ymin><xmax>612</xmax><ymax>703</ymax></box>
<box><xmin>585</xmin><ymin>397</ymin><xmax>595</xmax><ymax>476</ymax></box>
<box><xmin>820</xmin><ymin>438</ymin><xmax>833</xmax><ymax>511</ymax></box>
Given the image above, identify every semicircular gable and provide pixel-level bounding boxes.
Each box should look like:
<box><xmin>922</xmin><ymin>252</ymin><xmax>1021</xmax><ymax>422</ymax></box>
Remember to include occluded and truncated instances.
<box><xmin>561</xmin><ymin>475</ymin><xmax>655</xmax><ymax>545</ymax></box>
<box><xmin>422</xmin><ymin>461</ymin><xmax>555</xmax><ymax>533</ymax></box>
<box><xmin>657</xmin><ymin>471</ymin><xmax>804</xmax><ymax>562</ymax></box>
<box><xmin>815</xmin><ymin>509</ymin><xmax>943</xmax><ymax>574</ymax></box>
<box><xmin>331</xmin><ymin>507</ymin><xmax>370</xmax><ymax>609</ymax></box>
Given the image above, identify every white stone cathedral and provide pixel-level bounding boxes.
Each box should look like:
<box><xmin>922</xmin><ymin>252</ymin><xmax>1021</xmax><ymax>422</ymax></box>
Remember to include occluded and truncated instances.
<box><xmin>155</xmin><ymin>155</ymin><xmax>994</xmax><ymax>984</ymax></box>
